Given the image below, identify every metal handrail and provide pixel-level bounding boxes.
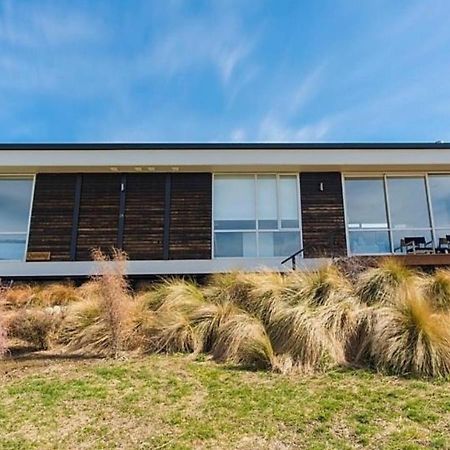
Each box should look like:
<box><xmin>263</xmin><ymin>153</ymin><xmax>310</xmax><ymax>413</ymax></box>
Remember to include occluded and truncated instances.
<box><xmin>281</xmin><ymin>248</ymin><xmax>305</xmax><ymax>270</ymax></box>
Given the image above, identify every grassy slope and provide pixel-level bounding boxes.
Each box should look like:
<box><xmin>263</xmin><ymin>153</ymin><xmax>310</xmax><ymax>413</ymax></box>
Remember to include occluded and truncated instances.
<box><xmin>0</xmin><ymin>355</ymin><xmax>449</xmax><ymax>450</ymax></box>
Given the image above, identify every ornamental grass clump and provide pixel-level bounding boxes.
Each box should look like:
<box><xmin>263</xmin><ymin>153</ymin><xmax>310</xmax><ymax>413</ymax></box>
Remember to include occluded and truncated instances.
<box><xmin>213</xmin><ymin>312</ymin><xmax>275</xmax><ymax>370</ymax></box>
<box><xmin>267</xmin><ymin>303</ymin><xmax>333</xmax><ymax>370</ymax></box>
<box><xmin>6</xmin><ymin>308</ymin><xmax>59</xmax><ymax>350</ymax></box>
<box><xmin>57</xmin><ymin>248</ymin><xmax>131</xmax><ymax>357</ymax></box>
<box><xmin>356</xmin><ymin>258</ymin><xmax>418</xmax><ymax>305</ymax></box>
<box><xmin>422</xmin><ymin>269</ymin><xmax>450</xmax><ymax>311</ymax></box>
<box><xmin>367</xmin><ymin>286</ymin><xmax>450</xmax><ymax>377</ymax></box>
<box><xmin>286</xmin><ymin>264</ymin><xmax>353</xmax><ymax>307</ymax></box>
<box><xmin>136</xmin><ymin>278</ymin><xmax>206</xmax><ymax>354</ymax></box>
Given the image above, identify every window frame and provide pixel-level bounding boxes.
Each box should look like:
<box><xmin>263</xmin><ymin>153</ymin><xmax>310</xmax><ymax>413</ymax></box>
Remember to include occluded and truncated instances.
<box><xmin>212</xmin><ymin>173</ymin><xmax>302</xmax><ymax>258</ymax></box>
<box><xmin>342</xmin><ymin>171</ymin><xmax>448</xmax><ymax>256</ymax></box>
<box><xmin>0</xmin><ymin>174</ymin><xmax>35</xmax><ymax>261</ymax></box>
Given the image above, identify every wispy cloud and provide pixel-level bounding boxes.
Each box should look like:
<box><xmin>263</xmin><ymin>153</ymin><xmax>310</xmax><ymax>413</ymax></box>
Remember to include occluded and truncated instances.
<box><xmin>145</xmin><ymin>8</ymin><xmax>257</xmax><ymax>83</ymax></box>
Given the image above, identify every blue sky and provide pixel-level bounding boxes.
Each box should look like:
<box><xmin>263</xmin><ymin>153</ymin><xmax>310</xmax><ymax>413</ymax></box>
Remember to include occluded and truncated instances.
<box><xmin>1</xmin><ymin>0</ymin><xmax>450</xmax><ymax>143</ymax></box>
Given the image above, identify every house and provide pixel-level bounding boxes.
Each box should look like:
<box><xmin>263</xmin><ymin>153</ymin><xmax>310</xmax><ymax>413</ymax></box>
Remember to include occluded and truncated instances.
<box><xmin>1</xmin><ymin>142</ymin><xmax>450</xmax><ymax>278</ymax></box>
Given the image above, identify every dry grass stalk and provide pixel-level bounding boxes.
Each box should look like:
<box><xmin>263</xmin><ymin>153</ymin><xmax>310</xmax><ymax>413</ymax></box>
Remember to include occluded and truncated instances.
<box><xmin>58</xmin><ymin>248</ymin><xmax>131</xmax><ymax>357</ymax></box>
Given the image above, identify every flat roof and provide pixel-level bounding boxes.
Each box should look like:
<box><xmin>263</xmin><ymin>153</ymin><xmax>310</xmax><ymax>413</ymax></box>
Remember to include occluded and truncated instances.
<box><xmin>0</xmin><ymin>142</ymin><xmax>450</xmax><ymax>150</ymax></box>
<box><xmin>3</xmin><ymin>143</ymin><xmax>450</xmax><ymax>173</ymax></box>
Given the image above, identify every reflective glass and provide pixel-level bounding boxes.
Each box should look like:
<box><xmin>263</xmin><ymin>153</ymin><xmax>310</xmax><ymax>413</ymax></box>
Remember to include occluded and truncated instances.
<box><xmin>387</xmin><ymin>177</ymin><xmax>431</xmax><ymax>229</ymax></box>
<box><xmin>348</xmin><ymin>231</ymin><xmax>391</xmax><ymax>254</ymax></box>
<box><xmin>429</xmin><ymin>175</ymin><xmax>450</xmax><ymax>227</ymax></box>
<box><xmin>345</xmin><ymin>178</ymin><xmax>388</xmax><ymax>229</ymax></box>
<box><xmin>259</xmin><ymin>231</ymin><xmax>300</xmax><ymax>257</ymax></box>
<box><xmin>214</xmin><ymin>232</ymin><xmax>257</xmax><ymax>257</ymax></box>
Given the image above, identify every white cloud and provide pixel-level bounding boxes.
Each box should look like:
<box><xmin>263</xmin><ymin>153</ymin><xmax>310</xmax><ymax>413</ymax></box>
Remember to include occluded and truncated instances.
<box><xmin>0</xmin><ymin>1</ymin><xmax>105</xmax><ymax>47</ymax></box>
<box><xmin>146</xmin><ymin>8</ymin><xmax>257</xmax><ymax>83</ymax></box>
<box><xmin>258</xmin><ymin>115</ymin><xmax>332</xmax><ymax>142</ymax></box>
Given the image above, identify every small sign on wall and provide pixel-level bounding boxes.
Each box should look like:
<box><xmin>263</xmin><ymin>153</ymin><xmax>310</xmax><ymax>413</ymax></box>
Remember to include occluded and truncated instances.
<box><xmin>27</xmin><ymin>251</ymin><xmax>51</xmax><ymax>261</ymax></box>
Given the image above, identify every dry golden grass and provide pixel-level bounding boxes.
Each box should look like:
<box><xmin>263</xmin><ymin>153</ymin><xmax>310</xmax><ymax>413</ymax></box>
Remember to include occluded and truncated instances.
<box><xmin>57</xmin><ymin>249</ymin><xmax>132</xmax><ymax>357</ymax></box>
<box><xmin>286</xmin><ymin>264</ymin><xmax>353</xmax><ymax>307</ymax></box>
<box><xmin>422</xmin><ymin>268</ymin><xmax>450</xmax><ymax>310</ymax></box>
<box><xmin>213</xmin><ymin>312</ymin><xmax>275</xmax><ymax>369</ymax></box>
<box><xmin>6</xmin><ymin>308</ymin><xmax>60</xmax><ymax>350</ymax></box>
<box><xmin>356</xmin><ymin>258</ymin><xmax>418</xmax><ymax>305</ymax></box>
<box><xmin>4</xmin><ymin>258</ymin><xmax>450</xmax><ymax>379</ymax></box>
<box><xmin>367</xmin><ymin>286</ymin><xmax>450</xmax><ymax>377</ymax></box>
<box><xmin>189</xmin><ymin>300</ymin><xmax>241</xmax><ymax>353</ymax></box>
<box><xmin>1</xmin><ymin>282</ymin><xmax>79</xmax><ymax>309</ymax></box>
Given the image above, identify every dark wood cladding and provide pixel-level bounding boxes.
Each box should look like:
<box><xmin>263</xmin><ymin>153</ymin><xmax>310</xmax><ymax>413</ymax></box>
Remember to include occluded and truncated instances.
<box><xmin>123</xmin><ymin>174</ymin><xmax>166</xmax><ymax>260</ymax></box>
<box><xmin>169</xmin><ymin>173</ymin><xmax>212</xmax><ymax>259</ymax></box>
<box><xmin>75</xmin><ymin>174</ymin><xmax>121</xmax><ymax>261</ymax></box>
<box><xmin>27</xmin><ymin>174</ymin><xmax>78</xmax><ymax>261</ymax></box>
<box><xmin>300</xmin><ymin>172</ymin><xmax>347</xmax><ymax>258</ymax></box>
<box><xmin>27</xmin><ymin>172</ymin><xmax>213</xmax><ymax>262</ymax></box>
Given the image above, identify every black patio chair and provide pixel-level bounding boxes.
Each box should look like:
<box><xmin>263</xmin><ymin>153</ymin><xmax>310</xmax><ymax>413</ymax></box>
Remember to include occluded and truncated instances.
<box><xmin>436</xmin><ymin>235</ymin><xmax>450</xmax><ymax>254</ymax></box>
<box><xmin>399</xmin><ymin>236</ymin><xmax>434</xmax><ymax>254</ymax></box>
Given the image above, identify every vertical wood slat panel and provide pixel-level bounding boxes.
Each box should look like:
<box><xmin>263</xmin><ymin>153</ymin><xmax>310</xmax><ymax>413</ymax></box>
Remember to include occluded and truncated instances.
<box><xmin>75</xmin><ymin>174</ymin><xmax>121</xmax><ymax>261</ymax></box>
<box><xmin>27</xmin><ymin>174</ymin><xmax>78</xmax><ymax>261</ymax></box>
<box><xmin>122</xmin><ymin>173</ymin><xmax>166</xmax><ymax>260</ymax></box>
<box><xmin>28</xmin><ymin>172</ymin><xmax>213</xmax><ymax>262</ymax></box>
<box><xmin>169</xmin><ymin>173</ymin><xmax>212</xmax><ymax>260</ymax></box>
<box><xmin>300</xmin><ymin>172</ymin><xmax>347</xmax><ymax>258</ymax></box>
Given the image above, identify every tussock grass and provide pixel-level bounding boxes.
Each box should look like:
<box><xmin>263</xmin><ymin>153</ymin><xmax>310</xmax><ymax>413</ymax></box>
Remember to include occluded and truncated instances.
<box><xmin>367</xmin><ymin>286</ymin><xmax>450</xmax><ymax>377</ymax></box>
<box><xmin>356</xmin><ymin>258</ymin><xmax>418</xmax><ymax>305</ymax></box>
<box><xmin>1</xmin><ymin>282</ymin><xmax>79</xmax><ymax>309</ymax></box>
<box><xmin>189</xmin><ymin>301</ymin><xmax>241</xmax><ymax>353</ymax></box>
<box><xmin>6</xmin><ymin>308</ymin><xmax>60</xmax><ymax>350</ymax></box>
<box><xmin>5</xmin><ymin>255</ymin><xmax>450</xmax><ymax>379</ymax></box>
<box><xmin>213</xmin><ymin>312</ymin><xmax>275</xmax><ymax>369</ymax></box>
<box><xmin>422</xmin><ymin>268</ymin><xmax>450</xmax><ymax>310</ymax></box>
<box><xmin>150</xmin><ymin>278</ymin><xmax>205</xmax><ymax>313</ymax></box>
<box><xmin>286</xmin><ymin>264</ymin><xmax>352</xmax><ymax>307</ymax></box>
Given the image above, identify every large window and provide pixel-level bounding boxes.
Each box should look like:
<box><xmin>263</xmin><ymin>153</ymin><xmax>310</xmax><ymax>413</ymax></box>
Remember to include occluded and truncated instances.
<box><xmin>213</xmin><ymin>174</ymin><xmax>301</xmax><ymax>257</ymax></box>
<box><xmin>344</xmin><ymin>174</ymin><xmax>450</xmax><ymax>255</ymax></box>
<box><xmin>0</xmin><ymin>177</ymin><xmax>34</xmax><ymax>260</ymax></box>
<box><xmin>428</xmin><ymin>175</ymin><xmax>450</xmax><ymax>242</ymax></box>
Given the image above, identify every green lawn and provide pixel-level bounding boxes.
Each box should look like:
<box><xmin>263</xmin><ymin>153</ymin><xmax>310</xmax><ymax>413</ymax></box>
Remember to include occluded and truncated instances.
<box><xmin>0</xmin><ymin>354</ymin><xmax>449</xmax><ymax>449</ymax></box>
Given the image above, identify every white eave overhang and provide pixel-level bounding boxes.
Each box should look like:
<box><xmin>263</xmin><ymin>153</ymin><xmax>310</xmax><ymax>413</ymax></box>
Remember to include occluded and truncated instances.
<box><xmin>2</xmin><ymin>144</ymin><xmax>450</xmax><ymax>174</ymax></box>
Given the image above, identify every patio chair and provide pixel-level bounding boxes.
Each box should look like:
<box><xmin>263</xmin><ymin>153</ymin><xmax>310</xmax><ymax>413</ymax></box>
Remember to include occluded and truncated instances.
<box><xmin>436</xmin><ymin>235</ymin><xmax>450</xmax><ymax>254</ymax></box>
<box><xmin>399</xmin><ymin>236</ymin><xmax>434</xmax><ymax>254</ymax></box>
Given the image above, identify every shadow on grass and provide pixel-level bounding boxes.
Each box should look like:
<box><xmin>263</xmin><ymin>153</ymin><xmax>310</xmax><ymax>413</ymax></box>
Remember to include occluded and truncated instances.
<box><xmin>4</xmin><ymin>346</ymin><xmax>102</xmax><ymax>362</ymax></box>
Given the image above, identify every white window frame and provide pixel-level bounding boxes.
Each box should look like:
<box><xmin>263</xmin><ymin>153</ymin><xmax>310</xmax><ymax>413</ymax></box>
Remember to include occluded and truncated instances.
<box><xmin>0</xmin><ymin>174</ymin><xmax>36</xmax><ymax>261</ymax></box>
<box><xmin>342</xmin><ymin>171</ymin><xmax>449</xmax><ymax>256</ymax></box>
<box><xmin>212</xmin><ymin>173</ymin><xmax>303</xmax><ymax>258</ymax></box>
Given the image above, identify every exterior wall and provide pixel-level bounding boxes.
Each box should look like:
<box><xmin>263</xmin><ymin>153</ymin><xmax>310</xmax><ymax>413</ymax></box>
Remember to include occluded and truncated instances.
<box><xmin>27</xmin><ymin>174</ymin><xmax>78</xmax><ymax>261</ymax></box>
<box><xmin>76</xmin><ymin>174</ymin><xmax>122</xmax><ymax>260</ymax></box>
<box><xmin>123</xmin><ymin>173</ymin><xmax>166</xmax><ymax>260</ymax></box>
<box><xmin>169</xmin><ymin>173</ymin><xmax>212</xmax><ymax>259</ymax></box>
<box><xmin>300</xmin><ymin>172</ymin><xmax>347</xmax><ymax>258</ymax></box>
<box><xmin>26</xmin><ymin>172</ymin><xmax>212</xmax><ymax>263</ymax></box>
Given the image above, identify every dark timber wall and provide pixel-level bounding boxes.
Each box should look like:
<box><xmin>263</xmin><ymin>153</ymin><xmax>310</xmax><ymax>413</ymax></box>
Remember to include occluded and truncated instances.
<box><xmin>123</xmin><ymin>174</ymin><xmax>166</xmax><ymax>260</ymax></box>
<box><xmin>27</xmin><ymin>174</ymin><xmax>78</xmax><ymax>261</ymax></box>
<box><xmin>76</xmin><ymin>174</ymin><xmax>122</xmax><ymax>260</ymax></box>
<box><xmin>300</xmin><ymin>172</ymin><xmax>347</xmax><ymax>258</ymax></box>
<box><xmin>169</xmin><ymin>173</ymin><xmax>212</xmax><ymax>260</ymax></box>
<box><xmin>27</xmin><ymin>173</ymin><xmax>212</xmax><ymax>262</ymax></box>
